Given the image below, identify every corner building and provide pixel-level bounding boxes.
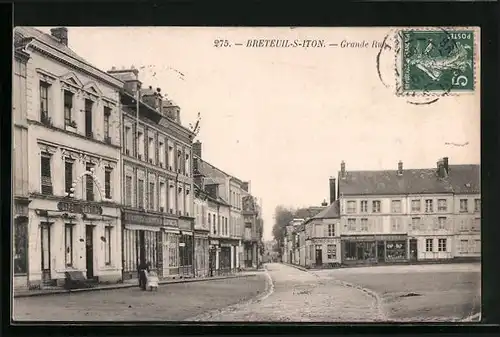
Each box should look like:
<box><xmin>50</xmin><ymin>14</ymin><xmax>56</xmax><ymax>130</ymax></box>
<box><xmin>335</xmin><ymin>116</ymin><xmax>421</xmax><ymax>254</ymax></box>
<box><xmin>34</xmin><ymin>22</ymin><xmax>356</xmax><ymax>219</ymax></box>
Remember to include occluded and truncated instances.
<box><xmin>15</xmin><ymin>27</ymin><xmax>124</xmax><ymax>288</ymax></box>
<box><xmin>110</xmin><ymin>67</ymin><xmax>195</xmax><ymax>282</ymax></box>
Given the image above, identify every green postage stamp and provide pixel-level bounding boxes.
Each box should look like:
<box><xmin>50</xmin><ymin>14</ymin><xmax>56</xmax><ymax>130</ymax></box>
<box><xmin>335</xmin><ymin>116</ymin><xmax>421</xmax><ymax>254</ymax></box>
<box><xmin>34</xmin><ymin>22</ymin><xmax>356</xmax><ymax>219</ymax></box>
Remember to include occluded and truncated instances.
<box><xmin>398</xmin><ymin>28</ymin><xmax>477</xmax><ymax>95</ymax></box>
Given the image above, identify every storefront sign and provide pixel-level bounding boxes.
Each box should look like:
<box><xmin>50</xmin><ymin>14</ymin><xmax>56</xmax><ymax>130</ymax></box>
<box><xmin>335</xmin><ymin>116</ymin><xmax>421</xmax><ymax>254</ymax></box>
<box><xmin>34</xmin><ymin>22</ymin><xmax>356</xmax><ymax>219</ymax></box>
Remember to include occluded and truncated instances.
<box><xmin>221</xmin><ymin>243</ymin><xmax>232</xmax><ymax>248</ymax></box>
<box><xmin>123</xmin><ymin>212</ymin><xmax>162</xmax><ymax>226</ymax></box>
<box><xmin>210</xmin><ymin>240</ymin><xmax>219</xmax><ymax>245</ymax></box>
<box><xmin>179</xmin><ymin>242</ymin><xmax>186</xmax><ymax>247</ymax></box>
<box><xmin>164</xmin><ymin>219</ymin><xmax>177</xmax><ymax>227</ymax></box>
<box><xmin>57</xmin><ymin>201</ymin><xmax>103</xmax><ymax>215</ymax></box>
<box><xmin>179</xmin><ymin>219</ymin><xmax>192</xmax><ymax>230</ymax></box>
<box><xmin>341</xmin><ymin>235</ymin><xmax>407</xmax><ymax>242</ymax></box>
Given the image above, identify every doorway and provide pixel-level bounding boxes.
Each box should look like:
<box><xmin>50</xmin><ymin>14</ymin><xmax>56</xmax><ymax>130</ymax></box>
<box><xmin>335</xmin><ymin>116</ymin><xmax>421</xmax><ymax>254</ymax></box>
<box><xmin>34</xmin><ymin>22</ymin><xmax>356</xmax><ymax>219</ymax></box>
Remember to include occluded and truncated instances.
<box><xmin>409</xmin><ymin>239</ymin><xmax>418</xmax><ymax>262</ymax></box>
<box><xmin>377</xmin><ymin>241</ymin><xmax>385</xmax><ymax>262</ymax></box>
<box><xmin>85</xmin><ymin>225</ymin><xmax>95</xmax><ymax>280</ymax></box>
<box><xmin>41</xmin><ymin>223</ymin><xmax>53</xmax><ymax>285</ymax></box>
<box><xmin>315</xmin><ymin>246</ymin><xmax>323</xmax><ymax>266</ymax></box>
<box><xmin>138</xmin><ymin>230</ymin><xmax>146</xmax><ymax>267</ymax></box>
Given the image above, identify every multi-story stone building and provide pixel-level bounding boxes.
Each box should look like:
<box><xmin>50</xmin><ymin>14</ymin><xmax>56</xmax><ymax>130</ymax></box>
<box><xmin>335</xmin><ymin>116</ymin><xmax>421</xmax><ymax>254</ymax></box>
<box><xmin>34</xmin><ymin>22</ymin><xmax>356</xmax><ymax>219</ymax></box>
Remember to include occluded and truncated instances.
<box><xmin>337</xmin><ymin>158</ymin><xmax>480</xmax><ymax>266</ymax></box>
<box><xmin>193</xmin><ymin>182</ymin><xmax>210</xmax><ymax>277</ymax></box>
<box><xmin>242</xmin><ymin>193</ymin><xmax>264</xmax><ymax>268</ymax></box>
<box><xmin>110</xmin><ymin>66</ymin><xmax>196</xmax><ymax>282</ymax></box>
<box><xmin>303</xmin><ymin>180</ymin><xmax>341</xmax><ymax>268</ymax></box>
<box><xmin>15</xmin><ymin>27</ymin><xmax>124</xmax><ymax>288</ymax></box>
<box><xmin>12</xmin><ymin>43</ymin><xmax>31</xmax><ymax>290</ymax></box>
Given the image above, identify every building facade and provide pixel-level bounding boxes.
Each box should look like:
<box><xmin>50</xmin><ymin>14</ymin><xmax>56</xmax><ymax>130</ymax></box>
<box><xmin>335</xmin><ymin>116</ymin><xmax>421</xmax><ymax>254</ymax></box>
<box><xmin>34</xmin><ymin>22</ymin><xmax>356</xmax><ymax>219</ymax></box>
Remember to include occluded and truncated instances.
<box><xmin>242</xmin><ymin>194</ymin><xmax>264</xmax><ymax>268</ymax></box>
<box><xmin>111</xmin><ymin>67</ymin><xmax>196</xmax><ymax>282</ymax></box>
<box><xmin>337</xmin><ymin>158</ymin><xmax>480</xmax><ymax>266</ymax></box>
<box><xmin>193</xmin><ymin>184</ymin><xmax>210</xmax><ymax>277</ymax></box>
<box><xmin>12</xmin><ymin>45</ymin><xmax>31</xmax><ymax>290</ymax></box>
<box><xmin>15</xmin><ymin>27</ymin><xmax>124</xmax><ymax>288</ymax></box>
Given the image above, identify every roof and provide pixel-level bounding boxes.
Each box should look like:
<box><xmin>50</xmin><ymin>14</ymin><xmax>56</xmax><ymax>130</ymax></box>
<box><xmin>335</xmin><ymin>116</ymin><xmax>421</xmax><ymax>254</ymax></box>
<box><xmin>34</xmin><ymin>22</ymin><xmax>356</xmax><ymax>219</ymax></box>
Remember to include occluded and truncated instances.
<box><xmin>338</xmin><ymin>164</ymin><xmax>480</xmax><ymax>196</ymax></box>
<box><xmin>15</xmin><ymin>27</ymin><xmax>93</xmax><ymax>69</ymax></box>
<box><xmin>312</xmin><ymin>200</ymin><xmax>340</xmax><ymax>219</ymax></box>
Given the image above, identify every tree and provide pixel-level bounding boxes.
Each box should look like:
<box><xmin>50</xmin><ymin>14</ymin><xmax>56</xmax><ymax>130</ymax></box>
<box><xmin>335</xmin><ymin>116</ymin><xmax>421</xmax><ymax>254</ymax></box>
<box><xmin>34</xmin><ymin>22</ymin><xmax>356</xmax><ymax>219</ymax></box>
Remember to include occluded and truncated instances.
<box><xmin>272</xmin><ymin>205</ymin><xmax>295</xmax><ymax>256</ymax></box>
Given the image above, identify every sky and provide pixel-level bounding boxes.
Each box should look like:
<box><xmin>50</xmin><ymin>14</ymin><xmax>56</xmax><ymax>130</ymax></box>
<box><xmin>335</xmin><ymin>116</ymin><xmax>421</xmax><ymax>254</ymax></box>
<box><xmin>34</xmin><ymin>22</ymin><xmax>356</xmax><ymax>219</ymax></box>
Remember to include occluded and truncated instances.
<box><xmin>36</xmin><ymin>27</ymin><xmax>480</xmax><ymax>241</ymax></box>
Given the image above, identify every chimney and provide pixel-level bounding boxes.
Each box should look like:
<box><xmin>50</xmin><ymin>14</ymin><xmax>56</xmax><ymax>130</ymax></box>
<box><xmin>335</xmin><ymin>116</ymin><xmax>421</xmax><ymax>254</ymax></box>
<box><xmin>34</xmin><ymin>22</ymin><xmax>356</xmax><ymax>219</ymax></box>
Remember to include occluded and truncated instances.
<box><xmin>329</xmin><ymin>177</ymin><xmax>336</xmax><ymax>204</ymax></box>
<box><xmin>398</xmin><ymin>161</ymin><xmax>403</xmax><ymax>176</ymax></box>
<box><xmin>50</xmin><ymin>27</ymin><xmax>68</xmax><ymax>46</ymax></box>
<box><xmin>193</xmin><ymin>140</ymin><xmax>202</xmax><ymax>159</ymax></box>
<box><xmin>107</xmin><ymin>66</ymin><xmax>141</xmax><ymax>94</ymax></box>
<box><xmin>321</xmin><ymin>199</ymin><xmax>328</xmax><ymax>207</ymax></box>
<box><xmin>437</xmin><ymin>159</ymin><xmax>447</xmax><ymax>178</ymax></box>
<box><xmin>443</xmin><ymin>157</ymin><xmax>449</xmax><ymax>174</ymax></box>
<box><xmin>340</xmin><ymin>161</ymin><xmax>346</xmax><ymax>179</ymax></box>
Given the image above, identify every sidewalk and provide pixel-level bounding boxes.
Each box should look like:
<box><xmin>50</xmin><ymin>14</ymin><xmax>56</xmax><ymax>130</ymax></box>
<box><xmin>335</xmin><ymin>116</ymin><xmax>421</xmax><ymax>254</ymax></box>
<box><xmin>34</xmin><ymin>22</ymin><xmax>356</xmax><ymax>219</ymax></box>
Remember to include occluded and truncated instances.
<box><xmin>14</xmin><ymin>272</ymin><xmax>258</xmax><ymax>298</ymax></box>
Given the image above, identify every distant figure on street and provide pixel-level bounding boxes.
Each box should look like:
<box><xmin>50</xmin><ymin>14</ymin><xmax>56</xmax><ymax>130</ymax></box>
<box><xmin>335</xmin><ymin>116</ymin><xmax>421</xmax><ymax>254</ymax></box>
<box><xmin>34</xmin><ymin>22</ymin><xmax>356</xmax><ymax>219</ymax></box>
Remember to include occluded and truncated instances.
<box><xmin>138</xmin><ymin>260</ymin><xmax>151</xmax><ymax>290</ymax></box>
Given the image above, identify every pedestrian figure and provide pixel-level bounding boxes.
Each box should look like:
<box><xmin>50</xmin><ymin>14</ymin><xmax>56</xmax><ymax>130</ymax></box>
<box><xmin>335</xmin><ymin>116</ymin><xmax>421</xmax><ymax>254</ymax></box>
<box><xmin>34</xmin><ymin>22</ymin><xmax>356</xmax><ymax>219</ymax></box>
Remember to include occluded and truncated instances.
<box><xmin>138</xmin><ymin>260</ymin><xmax>150</xmax><ymax>290</ymax></box>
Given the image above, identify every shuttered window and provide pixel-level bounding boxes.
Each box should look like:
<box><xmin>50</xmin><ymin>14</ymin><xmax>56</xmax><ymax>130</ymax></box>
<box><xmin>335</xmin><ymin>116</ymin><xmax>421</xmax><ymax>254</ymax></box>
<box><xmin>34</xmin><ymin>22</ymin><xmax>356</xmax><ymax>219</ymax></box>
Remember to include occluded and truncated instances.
<box><xmin>40</xmin><ymin>154</ymin><xmax>52</xmax><ymax>195</ymax></box>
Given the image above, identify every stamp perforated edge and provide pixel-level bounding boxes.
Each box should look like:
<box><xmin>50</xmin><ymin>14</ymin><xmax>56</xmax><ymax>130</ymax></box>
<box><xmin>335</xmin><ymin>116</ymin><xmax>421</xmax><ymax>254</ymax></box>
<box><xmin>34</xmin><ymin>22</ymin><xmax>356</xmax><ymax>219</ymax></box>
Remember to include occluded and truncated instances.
<box><xmin>394</xmin><ymin>26</ymin><xmax>479</xmax><ymax>97</ymax></box>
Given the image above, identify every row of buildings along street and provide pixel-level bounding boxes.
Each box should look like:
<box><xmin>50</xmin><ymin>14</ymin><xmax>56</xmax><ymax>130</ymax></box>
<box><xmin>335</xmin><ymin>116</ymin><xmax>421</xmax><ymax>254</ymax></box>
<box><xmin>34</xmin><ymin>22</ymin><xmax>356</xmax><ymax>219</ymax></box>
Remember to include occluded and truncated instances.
<box><xmin>282</xmin><ymin>159</ymin><xmax>480</xmax><ymax>268</ymax></box>
<box><xmin>12</xmin><ymin>26</ymin><xmax>264</xmax><ymax>291</ymax></box>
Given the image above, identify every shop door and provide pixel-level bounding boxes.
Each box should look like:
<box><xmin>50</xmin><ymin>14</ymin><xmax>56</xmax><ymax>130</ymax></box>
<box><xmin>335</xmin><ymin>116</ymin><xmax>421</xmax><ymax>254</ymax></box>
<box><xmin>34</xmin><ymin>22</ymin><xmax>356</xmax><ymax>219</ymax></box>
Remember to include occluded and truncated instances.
<box><xmin>85</xmin><ymin>225</ymin><xmax>95</xmax><ymax>280</ymax></box>
<box><xmin>209</xmin><ymin>247</ymin><xmax>216</xmax><ymax>276</ymax></box>
<box><xmin>377</xmin><ymin>241</ymin><xmax>385</xmax><ymax>262</ymax></box>
<box><xmin>409</xmin><ymin>239</ymin><xmax>418</xmax><ymax>262</ymax></box>
<box><xmin>139</xmin><ymin>230</ymin><xmax>146</xmax><ymax>267</ymax></box>
<box><xmin>41</xmin><ymin>223</ymin><xmax>52</xmax><ymax>284</ymax></box>
<box><xmin>315</xmin><ymin>247</ymin><xmax>323</xmax><ymax>266</ymax></box>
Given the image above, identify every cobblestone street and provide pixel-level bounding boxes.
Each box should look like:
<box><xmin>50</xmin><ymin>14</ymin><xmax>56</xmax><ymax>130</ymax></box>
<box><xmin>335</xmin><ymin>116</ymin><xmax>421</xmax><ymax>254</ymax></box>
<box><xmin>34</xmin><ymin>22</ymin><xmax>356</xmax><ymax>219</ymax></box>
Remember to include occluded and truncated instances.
<box><xmin>191</xmin><ymin>263</ymin><xmax>383</xmax><ymax>322</ymax></box>
<box><xmin>13</xmin><ymin>275</ymin><xmax>268</xmax><ymax>321</ymax></box>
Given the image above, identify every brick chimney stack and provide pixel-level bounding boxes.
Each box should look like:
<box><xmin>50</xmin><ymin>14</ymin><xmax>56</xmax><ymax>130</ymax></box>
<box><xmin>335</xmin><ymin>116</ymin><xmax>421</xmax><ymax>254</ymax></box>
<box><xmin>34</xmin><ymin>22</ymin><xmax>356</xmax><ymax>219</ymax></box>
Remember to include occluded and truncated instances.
<box><xmin>329</xmin><ymin>177</ymin><xmax>336</xmax><ymax>204</ymax></box>
<box><xmin>50</xmin><ymin>27</ymin><xmax>68</xmax><ymax>46</ymax></box>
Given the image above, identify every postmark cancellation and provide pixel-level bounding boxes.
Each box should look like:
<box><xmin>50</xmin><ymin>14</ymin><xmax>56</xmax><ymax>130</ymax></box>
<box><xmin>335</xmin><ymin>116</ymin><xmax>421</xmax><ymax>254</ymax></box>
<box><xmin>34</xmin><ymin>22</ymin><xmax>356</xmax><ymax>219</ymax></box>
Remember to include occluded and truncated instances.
<box><xmin>395</xmin><ymin>27</ymin><xmax>479</xmax><ymax>97</ymax></box>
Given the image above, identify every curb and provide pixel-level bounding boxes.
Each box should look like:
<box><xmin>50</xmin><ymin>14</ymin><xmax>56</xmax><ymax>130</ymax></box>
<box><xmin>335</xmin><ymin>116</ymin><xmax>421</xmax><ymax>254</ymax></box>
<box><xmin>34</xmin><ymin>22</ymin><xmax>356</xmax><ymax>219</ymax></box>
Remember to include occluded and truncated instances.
<box><xmin>14</xmin><ymin>273</ymin><xmax>257</xmax><ymax>298</ymax></box>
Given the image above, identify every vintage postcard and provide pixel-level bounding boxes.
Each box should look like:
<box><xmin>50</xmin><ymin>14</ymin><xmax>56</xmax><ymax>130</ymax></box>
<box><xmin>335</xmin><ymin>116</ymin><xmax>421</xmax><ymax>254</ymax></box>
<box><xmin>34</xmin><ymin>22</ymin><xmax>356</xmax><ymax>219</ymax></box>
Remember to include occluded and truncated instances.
<box><xmin>12</xmin><ymin>26</ymin><xmax>480</xmax><ymax>322</ymax></box>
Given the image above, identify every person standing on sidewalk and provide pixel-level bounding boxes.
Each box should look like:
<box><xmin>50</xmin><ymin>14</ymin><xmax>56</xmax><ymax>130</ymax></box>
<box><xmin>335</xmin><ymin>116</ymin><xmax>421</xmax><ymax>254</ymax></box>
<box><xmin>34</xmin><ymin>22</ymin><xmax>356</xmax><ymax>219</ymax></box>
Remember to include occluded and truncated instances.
<box><xmin>138</xmin><ymin>260</ymin><xmax>150</xmax><ymax>290</ymax></box>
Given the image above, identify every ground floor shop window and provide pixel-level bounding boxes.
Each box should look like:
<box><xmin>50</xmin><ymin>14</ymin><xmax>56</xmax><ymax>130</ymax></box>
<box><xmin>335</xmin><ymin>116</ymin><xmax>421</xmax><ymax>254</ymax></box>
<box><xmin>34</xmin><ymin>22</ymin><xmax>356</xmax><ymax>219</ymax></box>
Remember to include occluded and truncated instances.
<box><xmin>220</xmin><ymin>247</ymin><xmax>231</xmax><ymax>271</ymax></box>
<box><xmin>180</xmin><ymin>234</ymin><xmax>193</xmax><ymax>267</ymax></box>
<box><xmin>143</xmin><ymin>231</ymin><xmax>158</xmax><ymax>268</ymax></box>
<box><xmin>123</xmin><ymin>229</ymin><xmax>138</xmax><ymax>273</ymax></box>
<box><xmin>104</xmin><ymin>226</ymin><xmax>112</xmax><ymax>265</ymax></box>
<box><xmin>168</xmin><ymin>234</ymin><xmax>179</xmax><ymax>267</ymax></box>
<box><xmin>345</xmin><ymin>241</ymin><xmax>376</xmax><ymax>261</ymax></box>
<box><xmin>385</xmin><ymin>241</ymin><xmax>406</xmax><ymax>260</ymax></box>
<box><xmin>13</xmin><ymin>219</ymin><xmax>28</xmax><ymax>274</ymax></box>
<box><xmin>327</xmin><ymin>244</ymin><xmax>336</xmax><ymax>259</ymax></box>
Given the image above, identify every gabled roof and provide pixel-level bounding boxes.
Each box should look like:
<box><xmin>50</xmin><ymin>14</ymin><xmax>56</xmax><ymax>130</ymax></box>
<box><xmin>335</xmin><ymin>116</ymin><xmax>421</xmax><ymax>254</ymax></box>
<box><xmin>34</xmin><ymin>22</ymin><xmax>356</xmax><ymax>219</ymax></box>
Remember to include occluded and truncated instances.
<box><xmin>338</xmin><ymin>164</ymin><xmax>480</xmax><ymax>196</ymax></box>
<box><xmin>312</xmin><ymin>200</ymin><xmax>340</xmax><ymax>220</ymax></box>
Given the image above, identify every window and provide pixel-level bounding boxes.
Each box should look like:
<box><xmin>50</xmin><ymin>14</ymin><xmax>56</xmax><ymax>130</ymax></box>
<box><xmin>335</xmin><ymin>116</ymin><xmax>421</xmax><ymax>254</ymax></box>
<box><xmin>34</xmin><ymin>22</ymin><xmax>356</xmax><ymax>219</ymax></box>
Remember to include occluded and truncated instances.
<box><xmin>327</xmin><ymin>224</ymin><xmax>335</xmax><ymax>236</ymax></box>
<box><xmin>64</xmin><ymin>91</ymin><xmax>73</xmax><ymax>125</ymax></box>
<box><xmin>64</xmin><ymin>160</ymin><xmax>73</xmax><ymax>194</ymax></box>
<box><xmin>104</xmin><ymin>107</ymin><xmax>111</xmax><ymax>140</ymax></box>
<box><xmin>159</xmin><ymin>141</ymin><xmax>165</xmax><ymax>166</ymax></box>
<box><xmin>13</xmin><ymin>221</ymin><xmax>27</xmax><ymax>274</ymax></box>
<box><xmin>327</xmin><ymin>245</ymin><xmax>336</xmax><ymax>259</ymax></box>
<box><xmin>391</xmin><ymin>200</ymin><xmax>402</xmax><ymax>213</ymax></box>
<box><xmin>391</xmin><ymin>217</ymin><xmax>401</xmax><ymax>231</ymax></box>
<box><xmin>411</xmin><ymin>217</ymin><xmax>420</xmax><ymax>231</ymax></box>
<box><xmin>85</xmin><ymin>163</ymin><xmax>94</xmax><ymax>201</ymax></box>
<box><xmin>84</xmin><ymin>99</ymin><xmax>93</xmax><ymax>137</ymax></box>
<box><xmin>137</xmin><ymin>132</ymin><xmax>144</xmax><ymax>158</ymax></box>
<box><xmin>213</xmin><ymin>214</ymin><xmax>216</xmax><ymax>234</ymax></box>
<box><xmin>360</xmin><ymin>218</ymin><xmax>368</xmax><ymax>232</ymax></box>
<box><xmin>425</xmin><ymin>199</ymin><xmax>433</xmax><ymax>212</ymax></box>
<box><xmin>64</xmin><ymin>224</ymin><xmax>74</xmax><ymax>267</ymax></box>
<box><xmin>438</xmin><ymin>238</ymin><xmax>447</xmax><ymax>252</ymax></box>
<box><xmin>168</xmin><ymin>146</ymin><xmax>174</xmax><ymax>169</ymax></box>
<box><xmin>177</xmin><ymin>149</ymin><xmax>182</xmax><ymax>172</ymax></box>
<box><xmin>124</xmin><ymin>126</ymin><xmax>131</xmax><ymax>154</ymax></box>
<box><xmin>346</xmin><ymin>201</ymin><xmax>356</xmax><ymax>213</ymax></box>
<box><xmin>474</xmin><ymin>199</ymin><xmax>481</xmax><ymax>212</ymax></box>
<box><xmin>459</xmin><ymin>240</ymin><xmax>468</xmax><ymax>253</ymax></box>
<box><xmin>159</xmin><ymin>182</ymin><xmax>166</xmax><ymax>211</ymax></box>
<box><xmin>138</xmin><ymin>179</ymin><xmax>144</xmax><ymax>209</ymax></box>
<box><xmin>472</xmin><ymin>218</ymin><xmax>481</xmax><ymax>231</ymax></box>
<box><xmin>225</xmin><ymin>217</ymin><xmax>228</xmax><ymax>236</ymax></box>
<box><xmin>360</xmin><ymin>200</ymin><xmax>368</xmax><ymax>213</ymax></box>
<box><xmin>168</xmin><ymin>234</ymin><xmax>179</xmax><ymax>267</ymax></box>
<box><xmin>217</xmin><ymin>215</ymin><xmax>221</xmax><ymax>235</ymax></box>
<box><xmin>460</xmin><ymin>199</ymin><xmax>468</xmax><ymax>212</ymax></box>
<box><xmin>438</xmin><ymin>217</ymin><xmax>446</xmax><ymax>230</ymax></box>
<box><xmin>104</xmin><ymin>167</ymin><xmax>112</xmax><ymax>199</ymax></box>
<box><xmin>411</xmin><ymin>199</ymin><xmax>421</xmax><ymax>212</ymax></box>
<box><xmin>40</xmin><ymin>154</ymin><xmax>52</xmax><ymax>195</ymax></box>
<box><xmin>347</xmin><ymin>218</ymin><xmax>356</xmax><ymax>231</ymax></box>
<box><xmin>437</xmin><ymin>199</ymin><xmax>447</xmax><ymax>212</ymax></box>
<box><xmin>39</xmin><ymin>81</ymin><xmax>50</xmax><ymax>120</ymax></box>
<box><xmin>185</xmin><ymin>153</ymin><xmax>190</xmax><ymax>176</ymax></box>
<box><xmin>148</xmin><ymin>137</ymin><xmax>154</xmax><ymax>162</ymax></box>
<box><xmin>372</xmin><ymin>200</ymin><xmax>381</xmax><ymax>213</ymax></box>
<box><xmin>104</xmin><ymin>226</ymin><xmax>112</xmax><ymax>265</ymax></box>
<box><xmin>125</xmin><ymin>176</ymin><xmax>132</xmax><ymax>206</ymax></box>
<box><xmin>149</xmin><ymin>181</ymin><xmax>155</xmax><ymax>210</ymax></box>
<box><xmin>425</xmin><ymin>238</ymin><xmax>433</xmax><ymax>252</ymax></box>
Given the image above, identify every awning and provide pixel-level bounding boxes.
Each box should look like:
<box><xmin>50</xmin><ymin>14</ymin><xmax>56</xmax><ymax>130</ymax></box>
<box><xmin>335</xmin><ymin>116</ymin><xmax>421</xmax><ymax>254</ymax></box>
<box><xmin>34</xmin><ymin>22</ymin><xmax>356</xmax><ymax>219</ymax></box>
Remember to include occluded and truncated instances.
<box><xmin>124</xmin><ymin>224</ymin><xmax>161</xmax><ymax>232</ymax></box>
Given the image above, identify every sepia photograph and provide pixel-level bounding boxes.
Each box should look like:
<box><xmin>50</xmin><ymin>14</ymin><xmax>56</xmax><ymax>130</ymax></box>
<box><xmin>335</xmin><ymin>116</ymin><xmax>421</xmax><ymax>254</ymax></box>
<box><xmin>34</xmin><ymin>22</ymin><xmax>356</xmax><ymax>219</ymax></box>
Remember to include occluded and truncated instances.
<box><xmin>12</xmin><ymin>26</ymin><xmax>480</xmax><ymax>323</ymax></box>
